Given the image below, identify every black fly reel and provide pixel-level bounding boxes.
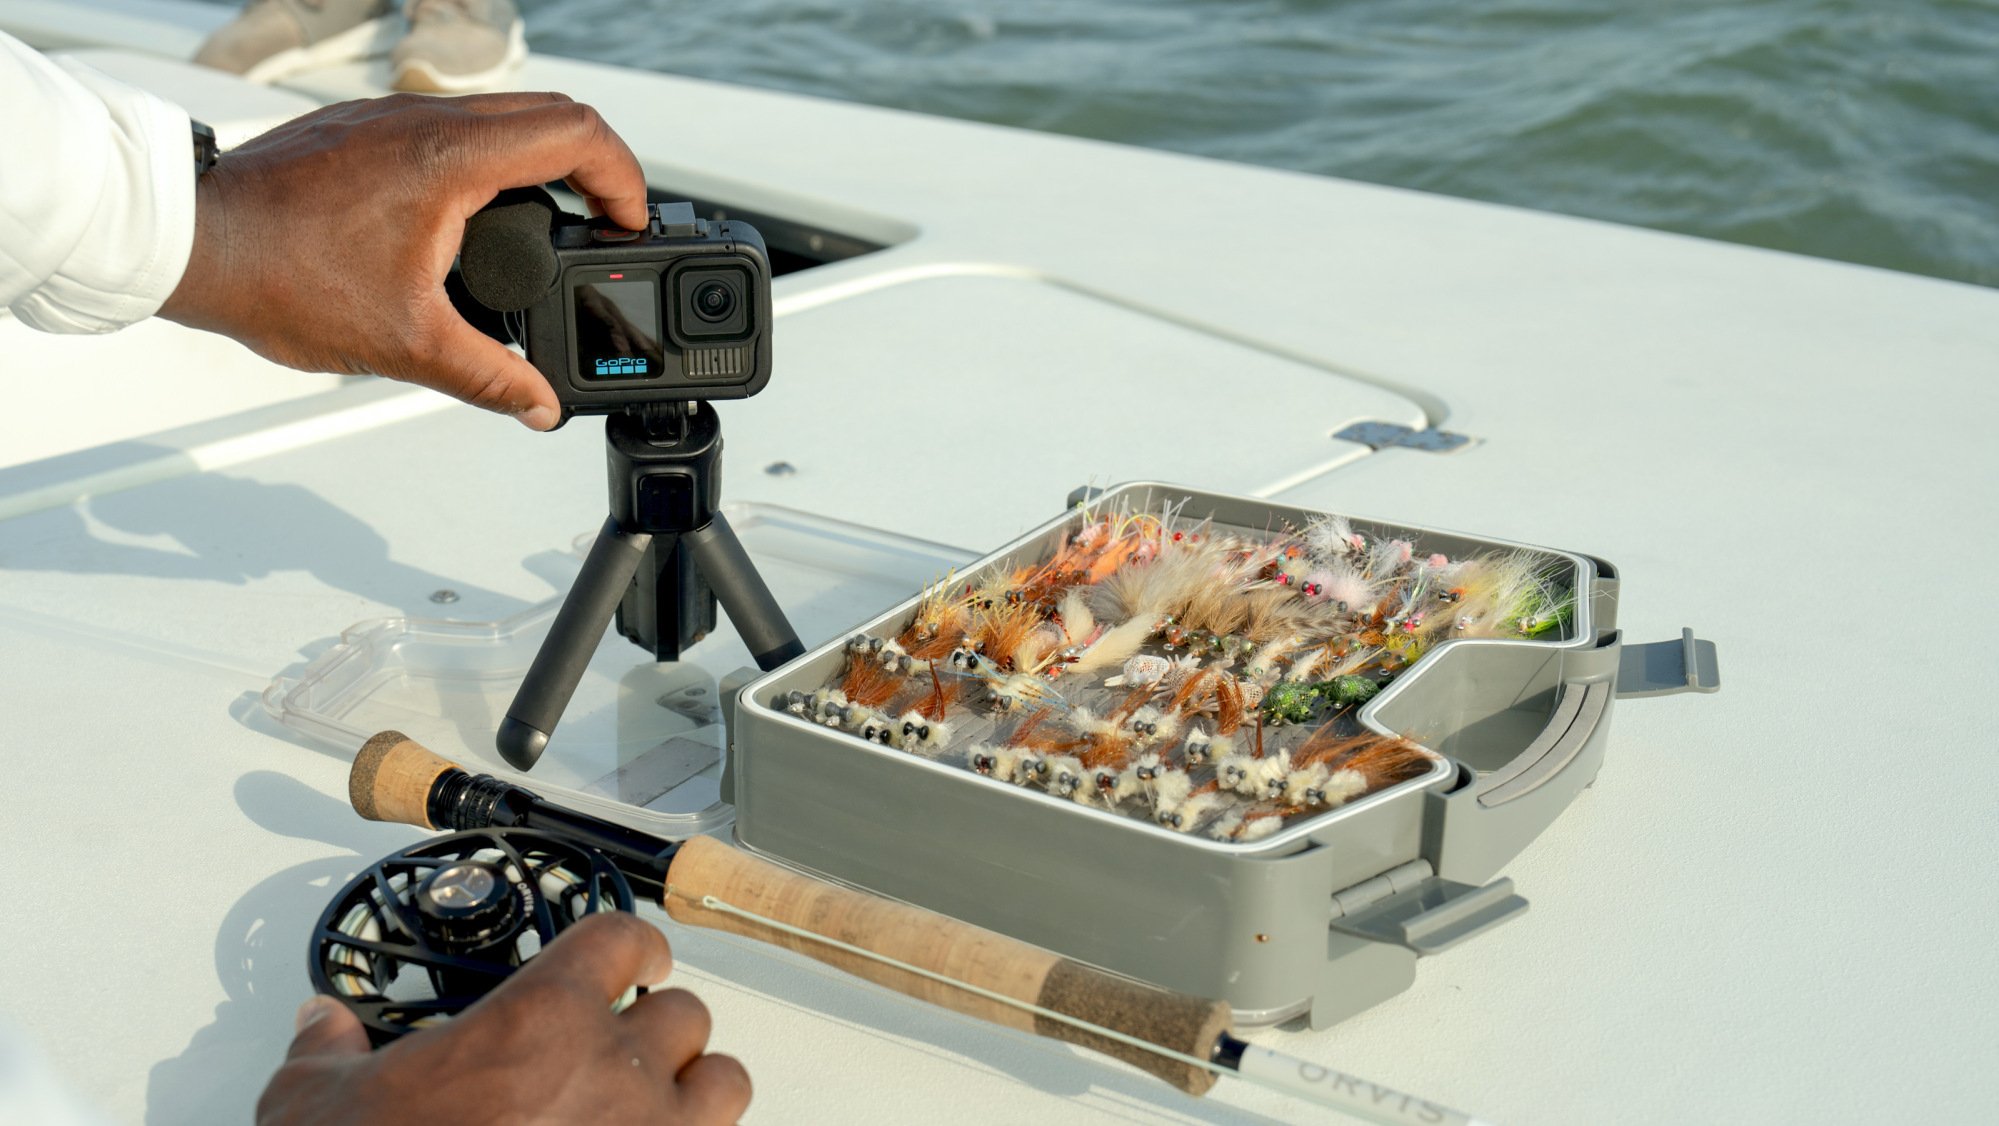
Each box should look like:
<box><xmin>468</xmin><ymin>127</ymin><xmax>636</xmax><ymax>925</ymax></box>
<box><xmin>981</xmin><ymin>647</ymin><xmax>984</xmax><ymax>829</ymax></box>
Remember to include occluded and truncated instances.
<box><xmin>311</xmin><ymin>828</ymin><xmax>635</xmax><ymax>1044</ymax></box>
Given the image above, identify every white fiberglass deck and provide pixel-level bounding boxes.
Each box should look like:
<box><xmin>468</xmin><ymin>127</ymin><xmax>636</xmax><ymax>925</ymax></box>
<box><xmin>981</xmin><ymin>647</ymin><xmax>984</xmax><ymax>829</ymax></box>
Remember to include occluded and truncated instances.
<box><xmin>1</xmin><ymin>2</ymin><xmax>1995</xmax><ymax>1123</ymax></box>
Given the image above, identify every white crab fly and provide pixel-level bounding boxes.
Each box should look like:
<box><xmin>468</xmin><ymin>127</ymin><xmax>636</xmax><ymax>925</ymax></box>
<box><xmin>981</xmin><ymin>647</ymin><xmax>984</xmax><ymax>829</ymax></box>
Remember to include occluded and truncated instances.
<box><xmin>1147</xmin><ymin>768</ymin><xmax>1193</xmax><ymax>814</ymax></box>
<box><xmin>1095</xmin><ymin>765</ymin><xmax>1138</xmax><ymax>805</ymax></box>
<box><xmin>1044</xmin><ymin>755</ymin><xmax>1089</xmax><ymax>801</ymax></box>
<box><xmin>1181</xmin><ymin>725</ymin><xmax>1215</xmax><ymax>766</ymax></box>
<box><xmin>1126</xmin><ymin>705</ymin><xmax>1178</xmax><ymax>746</ymax></box>
<box><xmin>1127</xmin><ymin>751</ymin><xmax>1169</xmax><ymax>801</ymax></box>
<box><xmin>1216</xmin><ymin>750</ymin><xmax>1255</xmax><ymax>794</ymax></box>
<box><xmin>851</xmin><ymin>708</ymin><xmax>896</xmax><ymax>747</ymax></box>
<box><xmin>811</xmin><ymin>688</ymin><xmax>851</xmax><ymax>728</ymax></box>
<box><xmin>968</xmin><ymin>744</ymin><xmax>1002</xmax><ymax>777</ymax></box>
<box><xmin>895</xmin><ymin>711</ymin><xmax>952</xmax><ymax>753</ymax></box>
<box><xmin>1154</xmin><ymin>790</ymin><xmax>1221</xmax><ymax>833</ymax></box>
<box><xmin>1247</xmin><ymin>750</ymin><xmax>1293</xmax><ymax>801</ymax></box>
<box><xmin>1015</xmin><ymin>752</ymin><xmax>1047</xmax><ymax>788</ymax></box>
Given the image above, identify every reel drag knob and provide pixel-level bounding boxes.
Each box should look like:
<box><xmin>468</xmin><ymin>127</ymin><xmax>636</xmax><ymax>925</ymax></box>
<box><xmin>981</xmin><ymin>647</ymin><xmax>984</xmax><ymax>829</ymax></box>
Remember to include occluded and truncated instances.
<box><xmin>412</xmin><ymin>861</ymin><xmax>523</xmax><ymax>955</ymax></box>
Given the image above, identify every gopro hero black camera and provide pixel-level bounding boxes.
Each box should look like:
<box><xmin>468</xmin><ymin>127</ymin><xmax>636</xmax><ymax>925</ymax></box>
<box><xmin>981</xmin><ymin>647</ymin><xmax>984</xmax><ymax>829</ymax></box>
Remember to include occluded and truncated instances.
<box><xmin>456</xmin><ymin>188</ymin><xmax>772</xmax><ymax>426</ymax></box>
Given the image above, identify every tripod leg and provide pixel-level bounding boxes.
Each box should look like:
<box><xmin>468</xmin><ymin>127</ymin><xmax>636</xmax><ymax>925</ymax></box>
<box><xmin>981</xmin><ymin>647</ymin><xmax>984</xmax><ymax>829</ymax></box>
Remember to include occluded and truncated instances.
<box><xmin>683</xmin><ymin>512</ymin><xmax>806</xmax><ymax>671</ymax></box>
<box><xmin>616</xmin><ymin>533</ymin><xmax>713</xmax><ymax>663</ymax></box>
<box><xmin>499</xmin><ymin>515</ymin><xmax>651</xmax><ymax>770</ymax></box>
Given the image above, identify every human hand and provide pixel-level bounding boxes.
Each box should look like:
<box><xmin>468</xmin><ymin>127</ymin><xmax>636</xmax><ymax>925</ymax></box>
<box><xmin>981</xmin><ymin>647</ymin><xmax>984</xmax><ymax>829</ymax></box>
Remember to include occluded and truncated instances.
<box><xmin>256</xmin><ymin>912</ymin><xmax>751</xmax><ymax>1125</ymax></box>
<box><xmin>160</xmin><ymin>92</ymin><xmax>649</xmax><ymax>430</ymax></box>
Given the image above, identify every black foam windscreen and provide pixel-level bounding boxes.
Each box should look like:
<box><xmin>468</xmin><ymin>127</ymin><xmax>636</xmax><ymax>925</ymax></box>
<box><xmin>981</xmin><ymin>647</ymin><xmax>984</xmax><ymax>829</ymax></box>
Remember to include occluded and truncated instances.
<box><xmin>458</xmin><ymin>187</ymin><xmax>562</xmax><ymax>313</ymax></box>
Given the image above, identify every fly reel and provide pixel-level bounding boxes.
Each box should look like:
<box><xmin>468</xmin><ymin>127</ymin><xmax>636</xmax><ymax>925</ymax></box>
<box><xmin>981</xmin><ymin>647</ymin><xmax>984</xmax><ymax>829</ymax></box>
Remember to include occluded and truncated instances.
<box><xmin>310</xmin><ymin>828</ymin><xmax>635</xmax><ymax>1044</ymax></box>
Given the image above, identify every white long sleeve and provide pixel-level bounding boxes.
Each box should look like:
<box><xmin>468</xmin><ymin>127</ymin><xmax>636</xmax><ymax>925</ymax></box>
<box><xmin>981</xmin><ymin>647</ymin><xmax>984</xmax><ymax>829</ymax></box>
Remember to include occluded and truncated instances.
<box><xmin>0</xmin><ymin>30</ymin><xmax>195</xmax><ymax>333</ymax></box>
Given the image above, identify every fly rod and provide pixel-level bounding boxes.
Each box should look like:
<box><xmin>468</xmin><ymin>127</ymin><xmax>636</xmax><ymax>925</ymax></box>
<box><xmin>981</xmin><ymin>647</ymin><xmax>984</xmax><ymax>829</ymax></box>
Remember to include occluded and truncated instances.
<box><xmin>344</xmin><ymin>730</ymin><xmax>1489</xmax><ymax>1124</ymax></box>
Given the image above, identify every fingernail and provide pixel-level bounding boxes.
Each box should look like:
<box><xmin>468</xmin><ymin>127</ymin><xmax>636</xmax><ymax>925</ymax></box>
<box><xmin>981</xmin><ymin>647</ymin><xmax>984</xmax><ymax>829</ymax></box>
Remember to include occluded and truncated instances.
<box><xmin>519</xmin><ymin>405</ymin><xmax>558</xmax><ymax>431</ymax></box>
<box><xmin>295</xmin><ymin>995</ymin><xmax>336</xmax><ymax>1032</ymax></box>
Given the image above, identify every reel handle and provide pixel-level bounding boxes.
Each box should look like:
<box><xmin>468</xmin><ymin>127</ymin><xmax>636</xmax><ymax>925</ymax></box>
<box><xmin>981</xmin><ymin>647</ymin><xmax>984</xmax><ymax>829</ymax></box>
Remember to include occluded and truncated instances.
<box><xmin>663</xmin><ymin>835</ymin><xmax>1230</xmax><ymax>1094</ymax></box>
<box><xmin>348</xmin><ymin>733</ymin><xmax>1232</xmax><ymax>1094</ymax></box>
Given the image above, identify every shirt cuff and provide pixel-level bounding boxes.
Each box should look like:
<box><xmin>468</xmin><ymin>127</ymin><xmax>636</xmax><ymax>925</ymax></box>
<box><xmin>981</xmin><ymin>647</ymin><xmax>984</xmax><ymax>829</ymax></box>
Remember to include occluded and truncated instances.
<box><xmin>8</xmin><ymin>56</ymin><xmax>196</xmax><ymax>334</ymax></box>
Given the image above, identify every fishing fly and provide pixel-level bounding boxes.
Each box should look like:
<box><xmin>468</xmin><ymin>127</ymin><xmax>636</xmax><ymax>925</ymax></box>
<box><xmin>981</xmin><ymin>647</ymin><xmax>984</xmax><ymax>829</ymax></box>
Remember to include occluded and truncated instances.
<box><xmin>780</xmin><ymin>498</ymin><xmax>1567</xmax><ymax>840</ymax></box>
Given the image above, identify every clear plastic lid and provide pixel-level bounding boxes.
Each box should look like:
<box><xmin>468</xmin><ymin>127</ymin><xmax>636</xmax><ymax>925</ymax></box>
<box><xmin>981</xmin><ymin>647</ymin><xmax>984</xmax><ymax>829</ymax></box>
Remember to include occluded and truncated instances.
<box><xmin>263</xmin><ymin>503</ymin><xmax>972</xmax><ymax>835</ymax></box>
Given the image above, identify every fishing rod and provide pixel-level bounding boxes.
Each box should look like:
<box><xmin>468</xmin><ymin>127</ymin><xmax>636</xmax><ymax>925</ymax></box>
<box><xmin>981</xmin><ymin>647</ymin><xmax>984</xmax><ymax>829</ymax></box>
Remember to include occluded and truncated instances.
<box><xmin>331</xmin><ymin>730</ymin><xmax>1489</xmax><ymax>1125</ymax></box>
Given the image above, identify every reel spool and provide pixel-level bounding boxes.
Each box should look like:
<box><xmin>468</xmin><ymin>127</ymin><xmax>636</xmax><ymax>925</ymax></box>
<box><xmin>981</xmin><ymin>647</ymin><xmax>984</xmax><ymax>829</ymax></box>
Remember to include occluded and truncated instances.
<box><xmin>310</xmin><ymin>828</ymin><xmax>634</xmax><ymax>1044</ymax></box>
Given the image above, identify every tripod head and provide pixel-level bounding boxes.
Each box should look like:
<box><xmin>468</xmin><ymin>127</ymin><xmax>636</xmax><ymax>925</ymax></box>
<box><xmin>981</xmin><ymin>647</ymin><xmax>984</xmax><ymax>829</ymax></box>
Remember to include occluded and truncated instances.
<box><xmin>604</xmin><ymin>400</ymin><xmax>722</xmax><ymax>660</ymax></box>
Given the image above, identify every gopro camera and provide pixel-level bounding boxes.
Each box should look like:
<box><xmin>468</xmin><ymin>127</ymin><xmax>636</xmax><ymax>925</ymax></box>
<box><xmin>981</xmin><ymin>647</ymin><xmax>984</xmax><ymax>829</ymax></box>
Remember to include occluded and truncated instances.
<box><xmin>456</xmin><ymin>189</ymin><xmax>773</xmax><ymax>426</ymax></box>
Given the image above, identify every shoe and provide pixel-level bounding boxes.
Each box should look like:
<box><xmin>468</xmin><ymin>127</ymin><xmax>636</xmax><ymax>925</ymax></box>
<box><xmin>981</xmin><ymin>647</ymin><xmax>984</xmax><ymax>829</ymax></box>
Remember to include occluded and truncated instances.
<box><xmin>193</xmin><ymin>0</ymin><xmax>398</xmax><ymax>84</ymax></box>
<box><xmin>391</xmin><ymin>0</ymin><xmax>526</xmax><ymax>93</ymax></box>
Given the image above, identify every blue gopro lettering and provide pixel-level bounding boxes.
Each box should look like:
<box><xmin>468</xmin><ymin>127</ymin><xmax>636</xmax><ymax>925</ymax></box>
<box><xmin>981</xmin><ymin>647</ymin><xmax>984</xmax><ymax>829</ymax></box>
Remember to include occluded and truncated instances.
<box><xmin>594</xmin><ymin>357</ymin><xmax>650</xmax><ymax>377</ymax></box>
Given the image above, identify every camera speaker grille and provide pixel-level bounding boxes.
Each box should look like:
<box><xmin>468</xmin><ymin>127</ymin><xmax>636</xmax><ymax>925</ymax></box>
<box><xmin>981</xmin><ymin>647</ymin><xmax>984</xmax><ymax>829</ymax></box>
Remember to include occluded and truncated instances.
<box><xmin>686</xmin><ymin>346</ymin><xmax>748</xmax><ymax>379</ymax></box>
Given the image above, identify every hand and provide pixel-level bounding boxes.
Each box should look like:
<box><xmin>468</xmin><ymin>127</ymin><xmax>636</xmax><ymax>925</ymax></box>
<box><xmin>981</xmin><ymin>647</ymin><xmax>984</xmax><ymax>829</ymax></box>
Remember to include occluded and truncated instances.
<box><xmin>256</xmin><ymin>913</ymin><xmax>752</xmax><ymax>1125</ymax></box>
<box><xmin>160</xmin><ymin>92</ymin><xmax>649</xmax><ymax>430</ymax></box>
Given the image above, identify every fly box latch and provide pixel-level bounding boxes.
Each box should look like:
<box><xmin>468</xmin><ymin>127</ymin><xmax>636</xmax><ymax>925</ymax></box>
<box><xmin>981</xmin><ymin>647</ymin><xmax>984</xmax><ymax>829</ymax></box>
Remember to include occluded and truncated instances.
<box><xmin>1616</xmin><ymin>628</ymin><xmax>1722</xmax><ymax>698</ymax></box>
<box><xmin>1327</xmin><ymin>860</ymin><xmax>1526</xmax><ymax>955</ymax></box>
<box><xmin>1299</xmin><ymin>859</ymin><xmax>1528</xmax><ymax>1028</ymax></box>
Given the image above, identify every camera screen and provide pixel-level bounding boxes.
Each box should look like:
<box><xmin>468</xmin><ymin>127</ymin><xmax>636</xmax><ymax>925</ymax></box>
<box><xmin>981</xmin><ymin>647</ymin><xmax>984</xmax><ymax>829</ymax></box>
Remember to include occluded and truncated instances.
<box><xmin>573</xmin><ymin>276</ymin><xmax>664</xmax><ymax>380</ymax></box>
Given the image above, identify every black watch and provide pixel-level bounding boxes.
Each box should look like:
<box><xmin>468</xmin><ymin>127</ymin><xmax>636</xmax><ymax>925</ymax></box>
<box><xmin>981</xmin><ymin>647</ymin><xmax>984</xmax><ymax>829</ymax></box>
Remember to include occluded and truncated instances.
<box><xmin>192</xmin><ymin>118</ymin><xmax>219</xmax><ymax>178</ymax></box>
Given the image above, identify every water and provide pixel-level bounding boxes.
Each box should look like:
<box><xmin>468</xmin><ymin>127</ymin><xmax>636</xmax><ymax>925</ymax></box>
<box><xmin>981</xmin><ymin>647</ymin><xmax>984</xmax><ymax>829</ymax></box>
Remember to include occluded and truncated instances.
<box><xmin>523</xmin><ymin>0</ymin><xmax>1998</xmax><ymax>288</ymax></box>
<box><xmin>184</xmin><ymin>0</ymin><xmax>1999</xmax><ymax>287</ymax></box>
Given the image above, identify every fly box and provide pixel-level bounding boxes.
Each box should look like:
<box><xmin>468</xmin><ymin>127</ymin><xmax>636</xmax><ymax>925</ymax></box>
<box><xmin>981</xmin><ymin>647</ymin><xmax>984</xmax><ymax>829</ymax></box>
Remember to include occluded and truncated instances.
<box><xmin>726</xmin><ymin>482</ymin><xmax>1719</xmax><ymax>1028</ymax></box>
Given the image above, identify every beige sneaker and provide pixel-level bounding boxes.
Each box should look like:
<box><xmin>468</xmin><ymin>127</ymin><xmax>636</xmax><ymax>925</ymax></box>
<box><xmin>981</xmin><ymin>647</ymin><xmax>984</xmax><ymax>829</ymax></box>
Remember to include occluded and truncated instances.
<box><xmin>193</xmin><ymin>0</ymin><xmax>398</xmax><ymax>84</ymax></box>
<box><xmin>391</xmin><ymin>0</ymin><xmax>527</xmax><ymax>93</ymax></box>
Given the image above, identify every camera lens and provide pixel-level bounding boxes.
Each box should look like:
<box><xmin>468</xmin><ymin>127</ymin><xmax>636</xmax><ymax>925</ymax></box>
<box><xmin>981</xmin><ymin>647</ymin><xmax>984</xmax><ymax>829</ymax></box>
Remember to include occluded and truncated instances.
<box><xmin>693</xmin><ymin>280</ymin><xmax>736</xmax><ymax>323</ymax></box>
<box><xmin>672</xmin><ymin>264</ymin><xmax>754</xmax><ymax>343</ymax></box>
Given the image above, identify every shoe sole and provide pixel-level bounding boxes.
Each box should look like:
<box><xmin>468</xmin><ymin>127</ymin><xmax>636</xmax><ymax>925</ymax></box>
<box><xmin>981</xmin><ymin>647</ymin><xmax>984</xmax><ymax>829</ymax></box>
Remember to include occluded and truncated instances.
<box><xmin>240</xmin><ymin>16</ymin><xmax>401</xmax><ymax>85</ymax></box>
<box><xmin>391</xmin><ymin>20</ymin><xmax>528</xmax><ymax>94</ymax></box>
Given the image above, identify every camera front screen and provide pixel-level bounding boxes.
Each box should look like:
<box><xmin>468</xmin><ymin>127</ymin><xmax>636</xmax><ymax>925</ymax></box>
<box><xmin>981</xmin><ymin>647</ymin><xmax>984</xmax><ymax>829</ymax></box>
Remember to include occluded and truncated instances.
<box><xmin>573</xmin><ymin>275</ymin><xmax>665</xmax><ymax>380</ymax></box>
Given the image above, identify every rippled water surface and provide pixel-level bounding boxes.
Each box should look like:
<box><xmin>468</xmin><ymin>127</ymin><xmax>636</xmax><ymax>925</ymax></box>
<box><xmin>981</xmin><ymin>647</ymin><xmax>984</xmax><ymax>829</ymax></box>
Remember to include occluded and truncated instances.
<box><xmin>520</xmin><ymin>0</ymin><xmax>1999</xmax><ymax>287</ymax></box>
<box><xmin>190</xmin><ymin>0</ymin><xmax>1996</xmax><ymax>286</ymax></box>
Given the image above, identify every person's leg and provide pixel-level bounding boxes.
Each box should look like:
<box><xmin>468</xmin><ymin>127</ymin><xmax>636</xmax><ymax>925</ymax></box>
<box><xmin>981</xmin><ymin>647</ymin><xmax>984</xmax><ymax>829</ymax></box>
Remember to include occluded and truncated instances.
<box><xmin>392</xmin><ymin>0</ymin><xmax>527</xmax><ymax>93</ymax></box>
<box><xmin>193</xmin><ymin>0</ymin><xmax>398</xmax><ymax>85</ymax></box>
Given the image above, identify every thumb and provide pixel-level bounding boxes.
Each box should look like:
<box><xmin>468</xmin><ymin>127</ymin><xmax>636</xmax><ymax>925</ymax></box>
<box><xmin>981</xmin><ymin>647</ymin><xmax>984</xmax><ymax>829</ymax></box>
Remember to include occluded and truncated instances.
<box><xmin>393</xmin><ymin>297</ymin><xmax>563</xmax><ymax>430</ymax></box>
<box><xmin>286</xmin><ymin>996</ymin><xmax>372</xmax><ymax>1060</ymax></box>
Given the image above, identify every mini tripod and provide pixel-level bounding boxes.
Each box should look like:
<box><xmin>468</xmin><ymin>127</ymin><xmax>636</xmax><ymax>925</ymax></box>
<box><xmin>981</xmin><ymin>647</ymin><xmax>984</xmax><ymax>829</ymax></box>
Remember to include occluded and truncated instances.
<box><xmin>497</xmin><ymin>402</ymin><xmax>804</xmax><ymax>770</ymax></box>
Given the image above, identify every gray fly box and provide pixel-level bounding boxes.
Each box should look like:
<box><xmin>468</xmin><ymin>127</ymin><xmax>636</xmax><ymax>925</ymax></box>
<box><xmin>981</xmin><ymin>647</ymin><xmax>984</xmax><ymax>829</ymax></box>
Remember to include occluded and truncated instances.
<box><xmin>724</xmin><ymin>482</ymin><xmax>1718</xmax><ymax>1028</ymax></box>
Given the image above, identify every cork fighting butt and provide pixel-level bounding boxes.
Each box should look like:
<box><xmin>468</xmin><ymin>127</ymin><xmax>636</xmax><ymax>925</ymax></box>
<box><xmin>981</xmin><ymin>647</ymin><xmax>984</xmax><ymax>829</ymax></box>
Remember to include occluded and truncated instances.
<box><xmin>349</xmin><ymin>731</ymin><xmax>460</xmax><ymax>829</ymax></box>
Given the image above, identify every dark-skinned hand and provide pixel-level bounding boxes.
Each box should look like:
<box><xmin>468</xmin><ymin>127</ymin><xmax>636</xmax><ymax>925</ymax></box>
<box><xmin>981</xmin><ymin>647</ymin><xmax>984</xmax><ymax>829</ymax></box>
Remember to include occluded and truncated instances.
<box><xmin>256</xmin><ymin>912</ymin><xmax>751</xmax><ymax>1125</ymax></box>
<box><xmin>159</xmin><ymin>91</ymin><xmax>646</xmax><ymax>430</ymax></box>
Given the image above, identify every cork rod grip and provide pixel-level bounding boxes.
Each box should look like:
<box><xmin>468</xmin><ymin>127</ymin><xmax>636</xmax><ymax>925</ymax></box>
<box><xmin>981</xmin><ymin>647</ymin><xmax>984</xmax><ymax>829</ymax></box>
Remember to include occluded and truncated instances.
<box><xmin>349</xmin><ymin>731</ymin><xmax>455</xmax><ymax>829</ymax></box>
<box><xmin>662</xmin><ymin>836</ymin><xmax>1229</xmax><ymax>1094</ymax></box>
